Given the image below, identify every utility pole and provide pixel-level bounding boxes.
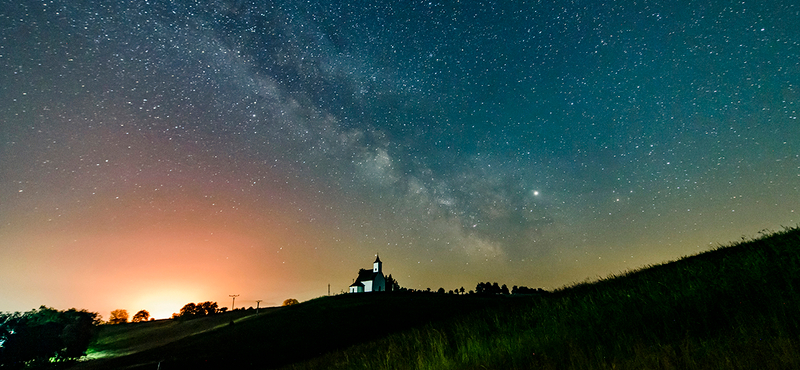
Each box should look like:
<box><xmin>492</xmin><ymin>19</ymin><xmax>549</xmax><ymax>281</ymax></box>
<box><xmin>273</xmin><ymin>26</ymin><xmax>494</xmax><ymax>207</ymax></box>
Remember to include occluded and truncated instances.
<box><xmin>328</xmin><ymin>284</ymin><xmax>330</xmax><ymax>296</ymax></box>
<box><xmin>255</xmin><ymin>300</ymin><xmax>262</xmax><ymax>315</ymax></box>
<box><xmin>229</xmin><ymin>294</ymin><xmax>239</xmax><ymax>310</ymax></box>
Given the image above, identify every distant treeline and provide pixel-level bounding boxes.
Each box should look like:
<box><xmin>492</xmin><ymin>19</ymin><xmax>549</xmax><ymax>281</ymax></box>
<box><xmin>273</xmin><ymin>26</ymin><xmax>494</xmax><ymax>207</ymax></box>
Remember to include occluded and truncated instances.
<box><xmin>172</xmin><ymin>301</ymin><xmax>225</xmax><ymax>320</ymax></box>
<box><xmin>393</xmin><ymin>282</ymin><xmax>546</xmax><ymax>295</ymax></box>
<box><xmin>476</xmin><ymin>282</ymin><xmax>547</xmax><ymax>295</ymax></box>
<box><xmin>171</xmin><ymin>300</ymin><xmax>282</xmax><ymax>321</ymax></box>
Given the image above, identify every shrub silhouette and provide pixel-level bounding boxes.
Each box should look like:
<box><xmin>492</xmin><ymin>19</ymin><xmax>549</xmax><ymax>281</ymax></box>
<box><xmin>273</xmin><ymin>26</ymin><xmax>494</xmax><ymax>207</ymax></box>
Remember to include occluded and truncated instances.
<box><xmin>109</xmin><ymin>309</ymin><xmax>128</xmax><ymax>324</ymax></box>
<box><xmin>131</xmin><ymin>310</ymin><xmax>150</xmax><ymax>323</ymax></box>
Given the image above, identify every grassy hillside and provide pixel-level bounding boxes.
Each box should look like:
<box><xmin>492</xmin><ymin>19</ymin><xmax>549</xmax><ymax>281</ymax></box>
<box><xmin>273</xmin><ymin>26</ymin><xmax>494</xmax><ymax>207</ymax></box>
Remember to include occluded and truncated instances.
<box><xmin>73</xmin><ymin>293</ymin><xmax>515</xmax><ymax>369</ymax></box>
<box><xmin>284</xmin><ymin>227</ymin><xmax>800</xmax><ymax>369</ymax></box>
<box><xmin>83</xmin><ymin>309</ymin><xmax>261</xmax><ymax>361</ymax></box>
<box><xmin>73</xmin><ymin>227</ymin><xmax>800</xmax><ymax>369</ymax></box>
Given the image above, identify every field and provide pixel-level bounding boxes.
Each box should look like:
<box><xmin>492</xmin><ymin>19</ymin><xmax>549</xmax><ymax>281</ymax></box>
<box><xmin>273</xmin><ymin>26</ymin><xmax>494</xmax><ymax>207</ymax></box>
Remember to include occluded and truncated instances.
<box><xmin>81</xmin><ymin>309</ymin><xmax>262</xmax><ymax>362</ymax></box>
<box><xmin>73</xmin><ymin>227</ymin><xmax>800</xmax><ymax>369</ymax></box>
<box><xmin>72</xmin><ymin>292</ymin><xmax>513</xmax><ymax>369</ymax></box>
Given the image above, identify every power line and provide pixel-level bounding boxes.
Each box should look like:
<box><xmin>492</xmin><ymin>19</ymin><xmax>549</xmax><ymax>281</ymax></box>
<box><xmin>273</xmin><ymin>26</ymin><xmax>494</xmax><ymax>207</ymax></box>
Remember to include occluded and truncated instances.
<box><xmin>229</xmin><ymin>294</ymin><xmax>239</xmax><ymax>310</ymax></box>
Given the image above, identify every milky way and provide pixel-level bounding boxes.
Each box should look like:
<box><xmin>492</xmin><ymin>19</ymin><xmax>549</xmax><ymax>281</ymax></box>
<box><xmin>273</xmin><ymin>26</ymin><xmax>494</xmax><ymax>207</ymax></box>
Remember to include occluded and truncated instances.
<box><xmin>1</xmin><ymin>0</ymin><xmax>798</xmax><ymax>317</ymax></box>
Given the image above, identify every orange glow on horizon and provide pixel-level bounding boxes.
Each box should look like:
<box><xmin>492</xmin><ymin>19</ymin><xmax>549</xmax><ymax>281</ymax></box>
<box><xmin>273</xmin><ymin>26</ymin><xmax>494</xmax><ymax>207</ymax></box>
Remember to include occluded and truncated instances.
<box><xmin>128</xmin><ymin>286</ymin><xmax>208</xmax><ymax>319</ymax></box>
<box><xmin>0</xmin><ymin>195</ymin><xmax>310</xmax><ymax>318</ymax></box>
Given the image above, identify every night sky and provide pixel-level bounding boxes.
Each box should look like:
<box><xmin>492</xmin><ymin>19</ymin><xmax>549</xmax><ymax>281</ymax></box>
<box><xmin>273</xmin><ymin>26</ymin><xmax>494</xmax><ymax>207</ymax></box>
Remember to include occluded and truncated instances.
<box><xmin>2</xmin><ymin>0</ymin><xmax>798</xmax><ymax>319</ymax></box>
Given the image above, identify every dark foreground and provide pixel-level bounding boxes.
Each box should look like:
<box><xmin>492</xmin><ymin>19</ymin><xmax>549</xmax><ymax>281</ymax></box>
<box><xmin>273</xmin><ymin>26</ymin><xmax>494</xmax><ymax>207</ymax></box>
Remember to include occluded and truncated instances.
<box><xmin>74</xmin><ymin>227</ymin><xmax>800</xmax><ymax>370</ymax></box>
<box><xmin>73</xmin><ymin>293</ymin><xmax>517</xmax><ymax>369</ymax></box>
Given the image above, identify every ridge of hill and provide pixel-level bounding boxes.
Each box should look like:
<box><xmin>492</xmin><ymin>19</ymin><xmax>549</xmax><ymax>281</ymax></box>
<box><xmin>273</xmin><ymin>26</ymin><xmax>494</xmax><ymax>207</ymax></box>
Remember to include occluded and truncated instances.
<box><xmin>286</xmin><ymin>227</ymin><xmax>800</xmax><ymax>369</ymax></box>
<box><xmin>74</xmin><ymin>227</ymin><xmax>800</xmax><ymax>369</ymax></box>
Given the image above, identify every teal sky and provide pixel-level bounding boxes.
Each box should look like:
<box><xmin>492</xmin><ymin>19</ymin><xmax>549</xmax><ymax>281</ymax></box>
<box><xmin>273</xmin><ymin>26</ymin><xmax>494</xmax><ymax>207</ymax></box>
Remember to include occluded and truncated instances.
<box><xmin>1</xmin><ymin>0</ymin><xmax>798</xmax><ymax>318</ymax></box>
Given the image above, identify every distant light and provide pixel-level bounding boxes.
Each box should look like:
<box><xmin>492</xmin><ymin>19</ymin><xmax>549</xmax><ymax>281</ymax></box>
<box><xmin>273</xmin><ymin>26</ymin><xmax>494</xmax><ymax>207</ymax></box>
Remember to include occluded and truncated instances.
<box><xmin>533</xmin><ymin>190</ymin><xmax>540</xmax><ymax>196</ymax></box>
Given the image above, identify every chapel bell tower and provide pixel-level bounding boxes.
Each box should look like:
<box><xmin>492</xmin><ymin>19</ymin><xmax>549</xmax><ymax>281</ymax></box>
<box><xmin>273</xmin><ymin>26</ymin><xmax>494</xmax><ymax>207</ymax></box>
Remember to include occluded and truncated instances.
<box><xmin>373</xmin><ymin>254</ymin><xmax>382</xmax><ymax>273</ymax></box>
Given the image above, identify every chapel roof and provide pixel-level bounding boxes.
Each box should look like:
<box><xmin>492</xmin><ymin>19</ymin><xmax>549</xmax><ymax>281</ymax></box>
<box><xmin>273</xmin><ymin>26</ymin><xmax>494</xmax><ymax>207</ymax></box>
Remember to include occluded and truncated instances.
<box><xmin>355</xmin><ymin>268</ymin><xmax>378</xmax><ymax>282</ymax></box>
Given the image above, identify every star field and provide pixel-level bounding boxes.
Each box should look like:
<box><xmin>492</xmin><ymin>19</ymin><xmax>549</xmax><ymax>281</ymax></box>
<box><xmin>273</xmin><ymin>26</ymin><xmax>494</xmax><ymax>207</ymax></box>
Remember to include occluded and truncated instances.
<box><xmin>1</xmin><ymin>0</ymin><xmax>798</xmax><ymax>318</ymax></box>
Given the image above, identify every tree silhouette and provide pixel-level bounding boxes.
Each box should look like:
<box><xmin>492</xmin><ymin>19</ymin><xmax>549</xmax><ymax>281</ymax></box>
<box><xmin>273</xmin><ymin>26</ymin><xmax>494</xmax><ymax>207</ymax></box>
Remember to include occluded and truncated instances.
<box><xmin>60</xmin><ymin>308</ymin><xmax>100</xmax><ymax>359</ymax></box>
<box><xmin>476</xmin><ymin>282</ymin><xmax>505</xmax><ymax>294</ymax></box>
<box><xmin>109</xmin><ymin>309</ymin><xmax>129</xmax><ymax>324</ymax></box>
<box><xmin>0</xmin><ymin>306</ymin><xmax>100</xmax><ymax>367</ymax></box>
<box><xmin>179</xmin><ymin>303</ymin><xmax>198</xmax><ymax>318</ymax></box>
<box><xmin>176</xmin><ymin>301</ymin><xmax>220</xmax><ymax>319</ymax></box>
<box><xmin>131</xmin><ymin>310</ymin><xmax>150</xmax><ymax>322</ymax></box>
<box><xmin>385</xmin><ymin>274</ymin><xmax>401</xmax><ymax>292</ymax></box>
<box><xmin>492</xmin><ymin>282</ymin><xmax>501</xmax><ymax>294</ymax></box>
<box><xmin>283</xmin><ymin>298</ymin><xmax>299</xmax><ymax>306</ymax></box>
<box><xmin>512</xmin><ymin>285</ymin><xmax>544</xmax><ymax>294</ymax></box>
<box><xmin>197</xmin><ymin>301</ymin><xmax>219</xmax><ymax>316</ymax></box>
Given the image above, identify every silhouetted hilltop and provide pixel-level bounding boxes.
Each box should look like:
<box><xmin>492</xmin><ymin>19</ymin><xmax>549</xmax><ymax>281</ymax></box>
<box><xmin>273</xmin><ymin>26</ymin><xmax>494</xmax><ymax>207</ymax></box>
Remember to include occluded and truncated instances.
<box><xmin>73</xmin><ymin>227</ymin><xmax>800</xmax><ymax>370</ymax></box>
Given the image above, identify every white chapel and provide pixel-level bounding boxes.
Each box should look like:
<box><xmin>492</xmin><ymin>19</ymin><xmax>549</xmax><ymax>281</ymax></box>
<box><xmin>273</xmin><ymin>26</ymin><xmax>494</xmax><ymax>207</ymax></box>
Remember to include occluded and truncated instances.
<box><xmin>349</xmin><ymin>255</ymin><xmax>386</xmax><ymax>293</ymax></box>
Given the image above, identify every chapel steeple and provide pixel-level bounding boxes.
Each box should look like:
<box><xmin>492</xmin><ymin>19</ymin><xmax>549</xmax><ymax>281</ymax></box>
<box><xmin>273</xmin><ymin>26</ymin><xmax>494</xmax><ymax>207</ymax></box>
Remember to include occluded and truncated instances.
<box><xmin>373</xmin><ymin>254</ymin><xmax>382</xmax><ymax>273</ymax></box>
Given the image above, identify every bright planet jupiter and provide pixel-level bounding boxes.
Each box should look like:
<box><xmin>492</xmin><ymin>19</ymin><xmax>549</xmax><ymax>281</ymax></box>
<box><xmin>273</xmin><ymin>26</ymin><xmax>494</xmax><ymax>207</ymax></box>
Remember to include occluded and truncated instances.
<box><xmin>1</xmin><ymin>0</ymin><xmax>798</xmax><ymax>319</ymax></box>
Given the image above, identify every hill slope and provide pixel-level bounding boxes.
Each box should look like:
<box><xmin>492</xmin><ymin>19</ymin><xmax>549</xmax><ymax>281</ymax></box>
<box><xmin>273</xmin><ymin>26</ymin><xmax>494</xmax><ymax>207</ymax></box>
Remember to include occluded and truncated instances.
<box><xmin>74</xmin><ymin>293</ymin><xmax>516</xmax><ymax>369</ymax></box>
<box><xmin>285</xmin><ymin>227</ymin><xmax>800</xmax><ymax>369</ymax></box>
<box><xmin>74</xmin><ymin>227</ymin><xmax>800</xmax><ymax>369</ymax></box>
<box><xmin>83</xmin><ymin>309</ymin><xmax>261</xmax><ymax>361</ymax></box>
